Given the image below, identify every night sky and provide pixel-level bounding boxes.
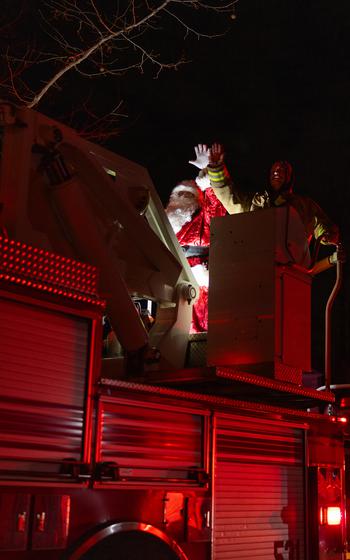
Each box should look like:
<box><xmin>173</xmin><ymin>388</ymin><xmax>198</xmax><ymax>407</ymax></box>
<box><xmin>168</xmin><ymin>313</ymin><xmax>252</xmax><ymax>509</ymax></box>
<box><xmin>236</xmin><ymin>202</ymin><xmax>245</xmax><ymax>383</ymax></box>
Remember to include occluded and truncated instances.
<box><xmin>111</xmin><ymin>1</ymin><xmax>350</xmax><ymax>221</ymax></box>
<box><xmin>109</xmin><ymin>0</ymin><xmax>350</xmax><ymax>380</ymax></box>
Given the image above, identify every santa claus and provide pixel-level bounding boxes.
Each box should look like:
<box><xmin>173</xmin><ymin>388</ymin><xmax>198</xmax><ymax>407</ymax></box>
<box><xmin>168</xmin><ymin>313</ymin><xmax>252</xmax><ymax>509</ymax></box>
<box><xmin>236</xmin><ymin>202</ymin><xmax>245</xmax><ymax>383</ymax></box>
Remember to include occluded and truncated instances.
<box><xmin>165</xmin><ymin>146</ymin><xmax>226</xmax><ymax>333</ymax></box>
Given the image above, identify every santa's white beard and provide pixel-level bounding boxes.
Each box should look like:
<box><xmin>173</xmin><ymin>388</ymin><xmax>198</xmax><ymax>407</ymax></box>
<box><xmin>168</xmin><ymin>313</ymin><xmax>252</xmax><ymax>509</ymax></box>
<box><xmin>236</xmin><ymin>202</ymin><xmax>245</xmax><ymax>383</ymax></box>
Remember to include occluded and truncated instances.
<box><xmin>165</xmin><ymin>198</ymin><xmax>200</xmax><ymax>234</ymax></box>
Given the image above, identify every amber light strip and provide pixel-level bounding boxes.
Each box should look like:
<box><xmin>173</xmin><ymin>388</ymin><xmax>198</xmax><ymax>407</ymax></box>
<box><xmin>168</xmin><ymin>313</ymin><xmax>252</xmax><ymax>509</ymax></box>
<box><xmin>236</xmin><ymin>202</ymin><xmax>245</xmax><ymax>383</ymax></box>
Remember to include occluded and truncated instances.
<box><xmin>0</xmin><ymin>236</ymin><xmax>105</xmax><ymax>308</ymax></box>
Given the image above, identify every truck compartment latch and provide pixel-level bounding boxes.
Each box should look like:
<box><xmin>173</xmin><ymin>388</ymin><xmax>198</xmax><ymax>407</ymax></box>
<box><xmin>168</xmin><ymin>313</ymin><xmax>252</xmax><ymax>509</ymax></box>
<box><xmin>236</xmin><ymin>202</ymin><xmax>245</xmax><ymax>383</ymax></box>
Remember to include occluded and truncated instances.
<box><xmin>59</xmin><ymin>459</ymin><xmax>91</xmax><ymax>480</ymax></box>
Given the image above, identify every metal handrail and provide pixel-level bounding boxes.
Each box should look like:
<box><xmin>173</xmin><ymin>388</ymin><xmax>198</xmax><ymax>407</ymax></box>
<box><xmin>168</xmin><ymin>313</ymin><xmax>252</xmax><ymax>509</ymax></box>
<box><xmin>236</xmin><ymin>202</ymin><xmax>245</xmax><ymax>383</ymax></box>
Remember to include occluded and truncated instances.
<box><xmin>325</xmin><ymin>244</ymin><xmax>344</xmax><ymax>390</ymax></box>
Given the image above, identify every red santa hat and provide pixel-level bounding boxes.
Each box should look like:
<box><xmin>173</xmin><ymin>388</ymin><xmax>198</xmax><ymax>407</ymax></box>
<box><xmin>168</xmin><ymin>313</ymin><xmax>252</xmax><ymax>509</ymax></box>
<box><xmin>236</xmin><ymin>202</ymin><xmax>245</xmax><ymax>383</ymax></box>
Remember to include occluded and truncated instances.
<box><xmin>171</xmin><ymin>180</ymin><xmax>202</xmax><ymax>201</ymax></box>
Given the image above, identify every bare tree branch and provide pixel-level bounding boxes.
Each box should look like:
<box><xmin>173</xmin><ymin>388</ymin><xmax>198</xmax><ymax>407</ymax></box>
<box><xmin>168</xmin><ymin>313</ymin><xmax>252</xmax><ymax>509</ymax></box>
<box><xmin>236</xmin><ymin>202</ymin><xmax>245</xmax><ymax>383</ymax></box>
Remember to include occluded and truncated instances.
<box><xmin>0</xmin><ymin>0</ymin><xmax>237</xmax><ymax>137</ymax></box>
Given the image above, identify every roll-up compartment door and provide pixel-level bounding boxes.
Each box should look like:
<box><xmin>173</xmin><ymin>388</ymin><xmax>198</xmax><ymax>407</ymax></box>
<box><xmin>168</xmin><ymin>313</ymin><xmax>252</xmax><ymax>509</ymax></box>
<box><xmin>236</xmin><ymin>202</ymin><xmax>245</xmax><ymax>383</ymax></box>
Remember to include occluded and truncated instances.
<box><xmin>96</xmin><ymin>396</ymin><xmax>208</xmax><ymax>484</ymax></box>
<box><xmin>213</xmin><ymin>414</ymin><xmax>305</xmax><ymax>560</ymax></box>
<box><xmin>0</xmin><ymin>296</ymin><xmax>91</xmax><ymax>478</ymax></box>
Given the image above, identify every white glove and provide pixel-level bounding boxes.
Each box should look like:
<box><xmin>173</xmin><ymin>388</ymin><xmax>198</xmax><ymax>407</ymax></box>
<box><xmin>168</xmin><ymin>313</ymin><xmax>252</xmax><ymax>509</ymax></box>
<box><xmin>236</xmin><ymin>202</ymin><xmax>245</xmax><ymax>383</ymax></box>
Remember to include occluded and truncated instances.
<box><xmin>196</xmin><ymin>169</ymin><xmax>211</xmax><ymax>191</ymax></box>
<box><xmin>189</xmin><ymin>144</ymin><xmax>210</xmax><ymax>170</ymax></box>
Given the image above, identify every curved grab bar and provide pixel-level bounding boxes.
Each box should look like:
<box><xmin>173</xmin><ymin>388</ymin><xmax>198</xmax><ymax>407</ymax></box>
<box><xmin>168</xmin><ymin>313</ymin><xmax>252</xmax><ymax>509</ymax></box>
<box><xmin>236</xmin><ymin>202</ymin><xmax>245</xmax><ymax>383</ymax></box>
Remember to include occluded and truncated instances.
<box><xmin>325</xmin><ymin>244</ymin><xmax>344</xmax><ymax>390</ymax></box>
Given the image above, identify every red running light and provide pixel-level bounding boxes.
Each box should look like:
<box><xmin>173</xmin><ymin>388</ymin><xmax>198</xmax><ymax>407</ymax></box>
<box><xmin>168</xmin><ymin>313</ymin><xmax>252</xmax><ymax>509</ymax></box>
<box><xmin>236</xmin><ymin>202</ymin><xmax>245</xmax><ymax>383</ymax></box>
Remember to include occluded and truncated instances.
<box><xmin>0</xmin><ymin>235</ymin><xmax>105</xmax><ymax>308</ymax></box>
<box><xmin>320</xmin><ymin>506</ymin><xmax>342</xmax><ymax>526</ymax></box>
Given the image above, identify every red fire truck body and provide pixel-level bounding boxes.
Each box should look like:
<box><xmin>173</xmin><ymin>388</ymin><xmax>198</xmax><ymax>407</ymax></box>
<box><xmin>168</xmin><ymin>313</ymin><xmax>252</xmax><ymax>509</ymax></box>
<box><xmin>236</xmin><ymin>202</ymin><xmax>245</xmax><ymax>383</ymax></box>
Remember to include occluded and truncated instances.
<box><xmin>0</xmin><ymin>106</ymin><xmax>347</xmax><ymax>560</ymax></box>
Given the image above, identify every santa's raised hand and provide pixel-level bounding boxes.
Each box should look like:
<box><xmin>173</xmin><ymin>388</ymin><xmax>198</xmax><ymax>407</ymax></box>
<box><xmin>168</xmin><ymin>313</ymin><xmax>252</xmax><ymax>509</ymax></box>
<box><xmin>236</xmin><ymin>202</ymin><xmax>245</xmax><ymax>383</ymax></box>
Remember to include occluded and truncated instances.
<box><xmin>189</xmin><ymin>144</ymin><xmax>210</xmax><ymax>170</ymax></box>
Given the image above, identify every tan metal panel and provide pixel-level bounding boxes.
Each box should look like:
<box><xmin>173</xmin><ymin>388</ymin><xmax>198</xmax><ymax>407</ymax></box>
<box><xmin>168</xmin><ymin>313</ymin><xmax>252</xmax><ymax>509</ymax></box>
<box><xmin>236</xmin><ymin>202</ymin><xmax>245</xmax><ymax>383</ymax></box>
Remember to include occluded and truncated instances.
<box><xmin>207</xmin><ymin>208</ymin><xmax>311</xmax><ymax>380</ymax></box>
<box><xmin>281</xmin><ymin>270</ymin><xmax>311</xmax><ymax>370</ymax></box>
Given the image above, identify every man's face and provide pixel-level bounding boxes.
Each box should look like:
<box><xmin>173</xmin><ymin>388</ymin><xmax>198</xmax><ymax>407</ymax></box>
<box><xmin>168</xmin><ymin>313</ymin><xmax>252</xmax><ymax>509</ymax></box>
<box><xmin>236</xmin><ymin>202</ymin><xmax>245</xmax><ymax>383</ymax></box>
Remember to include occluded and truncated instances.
<box><xmin>270</xmin><ymin>162</ymin><xmax>287</xmax><ymax>191</ymax></box>
<box><xmin>166</xmin><ymin>188</ymin><xmax>199</xmax><ymax>217</ymax></box>
<box><xmin>165</xmin><ymin>188</ymin><xmax>200</xmax><ymax>233</ymax></box>
<box><xmin>172</xmin><ymin>190</ymin><xmax>197</xmax><ymax>201</ymax></box>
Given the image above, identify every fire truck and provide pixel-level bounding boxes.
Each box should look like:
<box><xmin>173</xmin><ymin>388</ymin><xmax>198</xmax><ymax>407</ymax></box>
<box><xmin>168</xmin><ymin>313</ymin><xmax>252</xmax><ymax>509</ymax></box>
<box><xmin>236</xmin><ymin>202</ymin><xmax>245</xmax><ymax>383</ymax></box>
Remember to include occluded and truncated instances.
<box><xmin>0</xmin><ymin>104</ymin><xmax>348</xmax><ymax>560</ymax></box>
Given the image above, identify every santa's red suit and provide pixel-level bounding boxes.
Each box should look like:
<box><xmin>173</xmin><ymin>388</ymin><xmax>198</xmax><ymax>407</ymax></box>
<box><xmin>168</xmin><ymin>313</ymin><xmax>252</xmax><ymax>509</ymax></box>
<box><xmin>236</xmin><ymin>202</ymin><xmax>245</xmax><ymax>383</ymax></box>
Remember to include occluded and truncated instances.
<box><xmin>166</xmin><ymin>180</ymin><xmax>226</xmax><ymax>333</ymax></box>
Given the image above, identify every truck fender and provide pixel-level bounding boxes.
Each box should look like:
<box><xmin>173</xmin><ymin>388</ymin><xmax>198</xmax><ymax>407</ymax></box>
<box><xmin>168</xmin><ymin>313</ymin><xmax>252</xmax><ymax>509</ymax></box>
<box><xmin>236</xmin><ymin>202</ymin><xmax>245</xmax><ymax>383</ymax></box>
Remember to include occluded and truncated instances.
<box><xmin>67</xmin><ymin>521</ymin><xmax>189</xmax><ymax>560</ymax></box>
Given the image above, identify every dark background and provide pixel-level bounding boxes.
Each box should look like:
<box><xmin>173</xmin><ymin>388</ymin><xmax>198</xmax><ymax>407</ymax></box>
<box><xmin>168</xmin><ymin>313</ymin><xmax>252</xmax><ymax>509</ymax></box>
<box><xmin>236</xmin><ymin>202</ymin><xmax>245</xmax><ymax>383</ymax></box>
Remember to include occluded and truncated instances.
<box><xmin>111</xmin><ymin>1</ymin><xmax>350</xmax><ymax>215</ymax></box>
<box><xmin>108</xmin><ymin>0</ymin><xmax>350</xmax><ymax>381</ymax></box>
